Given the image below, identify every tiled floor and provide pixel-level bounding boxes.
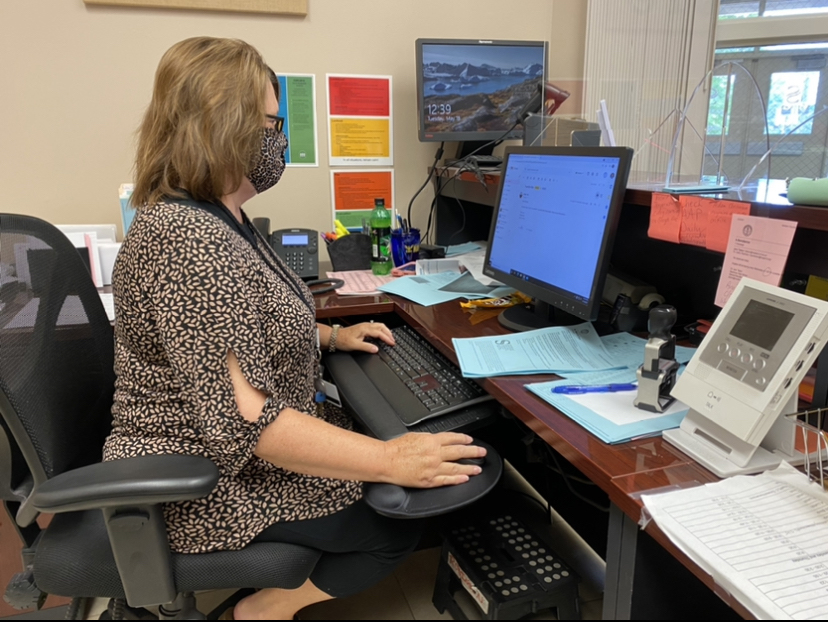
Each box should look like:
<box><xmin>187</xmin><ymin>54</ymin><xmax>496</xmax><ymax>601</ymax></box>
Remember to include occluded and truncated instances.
<box><xmin>85</xmin><ymin>464</ymin><xmax>604</xmax><ymax>620</ymax></box>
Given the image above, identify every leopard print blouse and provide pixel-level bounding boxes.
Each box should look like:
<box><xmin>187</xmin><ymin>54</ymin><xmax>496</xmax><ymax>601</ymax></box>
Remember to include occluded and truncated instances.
<box><xmin>103</xmin><ymin>201</ymin><xmax>362</xmax><ymax>554</ymax></box>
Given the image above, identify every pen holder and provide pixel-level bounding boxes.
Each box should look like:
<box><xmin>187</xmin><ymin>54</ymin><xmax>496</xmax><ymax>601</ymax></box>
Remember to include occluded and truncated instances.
<box><xmin>391</xmin><ymin>228</ymin><xmax>421</xmax><ymax>267</ymax></box>
<box><xmin>327</xmin><ymin>233</ymin><xmax>371</xmax><ymax>272</ymax></box>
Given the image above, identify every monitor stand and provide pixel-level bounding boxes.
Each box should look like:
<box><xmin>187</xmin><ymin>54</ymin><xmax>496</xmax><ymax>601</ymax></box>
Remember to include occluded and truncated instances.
<box><xmin>498</xmin><ymin>300</ymin><xmax>583</xmax><ymax>332</ymax></box>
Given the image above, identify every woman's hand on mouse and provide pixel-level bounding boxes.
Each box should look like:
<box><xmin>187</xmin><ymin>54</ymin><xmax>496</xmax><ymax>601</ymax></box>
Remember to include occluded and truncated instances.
<box><xmin>383</xmin><ymin>432</ymin><xmax>487</xmax><ymax>488</ymax></box>
<box><xmin>335</xmin><ymin>321</ymin><xmax>395</xmax><ymax>353</ymax></box>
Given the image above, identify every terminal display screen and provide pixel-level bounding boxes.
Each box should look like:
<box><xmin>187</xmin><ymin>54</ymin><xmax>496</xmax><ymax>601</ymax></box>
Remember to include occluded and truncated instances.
<box><xmin>730</xmin><ymin>300</ymin><xmax>794</xmax><ymax>351</ymax></box>
<box><xmin>282</xmin><ymin>234</ymin><xmax>309</xmax><ymax>246</ymax></box>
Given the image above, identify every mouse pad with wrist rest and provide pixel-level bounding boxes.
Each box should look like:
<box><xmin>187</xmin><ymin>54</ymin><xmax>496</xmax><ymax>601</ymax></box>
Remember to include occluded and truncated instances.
<box><xmin>325</xmin><ymin>349</ymin><xmax>502</xmax><ymax>518</ymax></box>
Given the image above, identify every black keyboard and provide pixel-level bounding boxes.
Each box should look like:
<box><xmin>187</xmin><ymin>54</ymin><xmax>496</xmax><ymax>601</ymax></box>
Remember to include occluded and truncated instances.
<box><xmin>377</xmin><ymin>326</ymin><xmax>492</xmax><ymax>424</ymax></box>
<box><xmin>444</xmin><ymin>155</ymin><xmax>503</xmax><ymax>168</ymax></box>
<box><xmin>325</xmin><ymin>325</ymin><xmax>494</xmax><ymax>434</ymax></box>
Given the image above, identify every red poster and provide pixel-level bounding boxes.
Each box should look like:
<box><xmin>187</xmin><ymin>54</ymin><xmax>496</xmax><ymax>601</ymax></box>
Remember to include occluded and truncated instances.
<box><xmin>329</xmin><ymin>77</ymin><xmax>390</xmax><ymax>116</ymax></box>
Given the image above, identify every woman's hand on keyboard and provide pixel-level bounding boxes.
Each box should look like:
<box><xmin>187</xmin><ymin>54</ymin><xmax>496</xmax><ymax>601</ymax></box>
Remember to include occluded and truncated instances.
<box><xmin>337</xmin><ymin>322</ymin><xmax>395</xmax><ymax>353</ymax></box>
<box><xmin>383</xmin><ymin>432</ymin><xmax>487</xmax><ymax>488</ymax></box>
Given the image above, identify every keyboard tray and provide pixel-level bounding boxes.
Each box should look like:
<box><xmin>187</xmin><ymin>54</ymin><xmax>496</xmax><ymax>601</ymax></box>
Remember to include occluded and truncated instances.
<box><xmin>325</xmin><ymin>349</ymin><xmax>503</xmax><ymax>518</ymax></box>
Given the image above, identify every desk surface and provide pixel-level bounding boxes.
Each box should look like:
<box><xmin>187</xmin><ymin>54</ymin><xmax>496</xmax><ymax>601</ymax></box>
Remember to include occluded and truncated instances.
<box><xmin>317</xmin><ymin>291</ymin><xmax>753</xmax><ymax>618</ymax></box>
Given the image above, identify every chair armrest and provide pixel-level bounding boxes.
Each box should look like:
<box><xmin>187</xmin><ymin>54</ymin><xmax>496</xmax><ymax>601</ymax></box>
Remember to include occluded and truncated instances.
<box><xmin>31</xmin><ymin>455</ymin><xmax>219</xmax><ymax>513</ymax></box>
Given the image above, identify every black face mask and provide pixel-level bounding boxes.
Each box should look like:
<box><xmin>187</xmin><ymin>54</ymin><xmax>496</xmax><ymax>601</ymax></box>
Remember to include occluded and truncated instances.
<box><xmin>248</xmin><ymin>127</ymin><xmax>287</xmax><ymax>194</ymax></box>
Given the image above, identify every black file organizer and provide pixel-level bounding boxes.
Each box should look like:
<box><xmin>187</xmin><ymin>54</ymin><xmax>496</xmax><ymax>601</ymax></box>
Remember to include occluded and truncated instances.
<box><xmin>327</xmin><ymin>233</ymin><xmax>371</xmax><ymax>272</ymax></box>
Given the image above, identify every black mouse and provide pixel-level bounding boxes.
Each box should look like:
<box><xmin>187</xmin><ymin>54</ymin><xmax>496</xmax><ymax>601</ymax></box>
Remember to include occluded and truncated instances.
<box><xmin>457</xmin><ymin>457</ymin><xmax>485</xmax><ymax>467</ymax></box>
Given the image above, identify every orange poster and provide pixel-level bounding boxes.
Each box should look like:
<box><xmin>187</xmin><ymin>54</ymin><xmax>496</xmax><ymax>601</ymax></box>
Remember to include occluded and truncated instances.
<box><xmin>330</xmin><ymin>170</ymin><xmax>395</xmax><ymax>229</ymax></box>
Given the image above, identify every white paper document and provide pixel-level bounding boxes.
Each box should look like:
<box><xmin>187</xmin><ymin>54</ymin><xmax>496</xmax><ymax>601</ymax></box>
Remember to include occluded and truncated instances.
<box><xmin>456</xmin><ymin>248</ymin><xmax>502</xmax><ymax>287</ymax></box>
<box><xmin>416</xmin><ymin>258</ymin><xmax>461</xmax><ymax>276</ymax></box>
<box><xmin>642</xmin><ymin>462</ymin><xmax>828</xmax><ymax>620</ymax></box>
<box><xmin>452</xmin><ymin>322</ymin><xmax>622</xmax><ymax>377</ymax></box>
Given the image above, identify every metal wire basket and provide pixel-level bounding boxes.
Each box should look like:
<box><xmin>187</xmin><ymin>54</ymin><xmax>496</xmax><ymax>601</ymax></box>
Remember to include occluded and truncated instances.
<box><xmin>787</xmin><ymin>407</ymin><xmax>828</xmax><ymax>488</ymax></box>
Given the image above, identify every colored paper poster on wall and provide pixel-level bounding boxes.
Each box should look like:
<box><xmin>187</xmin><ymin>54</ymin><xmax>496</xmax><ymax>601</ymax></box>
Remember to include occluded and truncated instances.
<box><xmin>714</xmin><ymin>215</ymin><xmax>797</xmax><ymax>308</ymax></box>
<box><xmin>331</xmin><ymin>170</ymin><xmax>394</xmax><ymax>229</ymax></box>
<box><xmin>327</xmin><ymin>74</ymin><xmax>393</xmax><ymax>166</ymax></box>
<box><xmin>277</xmin><ymin>74</ymin><xmax>318</xmax><ymax>166</ymax></box>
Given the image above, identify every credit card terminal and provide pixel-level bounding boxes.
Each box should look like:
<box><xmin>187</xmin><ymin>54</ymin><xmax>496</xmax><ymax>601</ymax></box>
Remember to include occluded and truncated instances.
<box><xmin>269</xmin><ymin>228</ymin><xmax>319</xmax><ymax>281</ymax></box>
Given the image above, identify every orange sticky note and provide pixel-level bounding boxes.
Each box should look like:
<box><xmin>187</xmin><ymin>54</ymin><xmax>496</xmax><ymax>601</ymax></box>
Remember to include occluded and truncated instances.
<box><xmin>679</xmin><ymin>195</ymin><xmax>711</xmax><ymax>247</ymax></box>
<box><xmin>705</xmin><ymin>200</ymin><xmax>751</xmax><ymax>253</ymax></box>
<box><xmin>648</xmin><ymin>192</ymin><xmax>681</xmax><ymax>243</ymax></box>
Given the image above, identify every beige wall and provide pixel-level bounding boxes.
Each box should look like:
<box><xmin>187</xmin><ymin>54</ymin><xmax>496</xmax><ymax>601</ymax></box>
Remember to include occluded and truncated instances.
<box><xmin>1</xmin><ymin>0</ymin><xmax>586</xmax><ymax>260</ymax></box>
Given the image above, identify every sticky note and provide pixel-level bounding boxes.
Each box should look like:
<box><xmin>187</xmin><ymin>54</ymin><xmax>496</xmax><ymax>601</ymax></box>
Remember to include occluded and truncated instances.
<box><xmin>705</xmin><ymin>200</ymin><xmax>751</xmax><ymax>253</ymax></box>
<box><xmin>679</xmin><ymin>195</ymin><xmax>710</xmax><ymax>247</ymax></box>
<box><xmin>648</xmin><ymin>192</ymin><xmax>681</xmax><ymax>243</ymax></box>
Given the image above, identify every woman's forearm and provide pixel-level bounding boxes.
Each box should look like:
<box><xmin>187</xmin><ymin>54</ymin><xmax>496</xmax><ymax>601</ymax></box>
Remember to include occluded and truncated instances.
<box><xmin>253</xmin><ymin>408</ymin><xmax>393</xmax><ymax>483</ymax></box>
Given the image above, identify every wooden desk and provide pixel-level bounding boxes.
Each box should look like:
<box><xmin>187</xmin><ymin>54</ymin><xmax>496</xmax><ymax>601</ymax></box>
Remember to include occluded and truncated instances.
<box><xmin>316</xmin><ymin>292</ymin><xmax>752</xmax><ymax>619</ymax></box>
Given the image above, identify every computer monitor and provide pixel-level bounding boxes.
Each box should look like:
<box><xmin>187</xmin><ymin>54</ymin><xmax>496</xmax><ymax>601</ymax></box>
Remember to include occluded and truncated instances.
<box><xmin>415</xmin><ymin>38</ymin><xmax>548</xmax><ymax>158</ymax></box>
<box><xmin>482</xmin><ymin>145</ymin><xmax>634</xmax><ymax>332</ymax></box>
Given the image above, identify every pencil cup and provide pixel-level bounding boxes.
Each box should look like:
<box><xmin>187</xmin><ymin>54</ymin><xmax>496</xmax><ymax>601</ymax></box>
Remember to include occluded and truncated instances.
<box><xmin>327</xmin><ymin>233</ymin><xmax>371</xmax><ymax>272</ymax></box>
<box><xmin>391</xmin><ymin>228</ymin><xmax>421</xmax><ymax>267</ymax></box>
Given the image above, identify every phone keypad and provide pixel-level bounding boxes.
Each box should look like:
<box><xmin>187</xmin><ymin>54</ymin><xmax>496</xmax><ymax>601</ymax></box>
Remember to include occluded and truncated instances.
<box><xmin>285</xmin><ymin>251</ymin><xmax>308</xmax><ymax>273</ymax></box>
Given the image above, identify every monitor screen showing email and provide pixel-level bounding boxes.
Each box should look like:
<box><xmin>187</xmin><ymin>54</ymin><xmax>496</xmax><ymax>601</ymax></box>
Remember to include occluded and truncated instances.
<box><xmin>488</xmin><ymin>153</ymin><xmax>620</xmax><ymax>301</ymax></box>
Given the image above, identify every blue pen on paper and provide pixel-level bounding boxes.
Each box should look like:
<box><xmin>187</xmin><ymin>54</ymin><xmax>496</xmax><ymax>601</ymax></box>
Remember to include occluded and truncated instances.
<box><xmin>552</xmin><ymin>383</ymin><xmax>637</xmax><ymax>395</ymax></box>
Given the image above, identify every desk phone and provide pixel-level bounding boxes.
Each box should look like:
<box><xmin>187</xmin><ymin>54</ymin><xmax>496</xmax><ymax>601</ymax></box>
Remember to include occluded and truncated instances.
<box><xmin>268</xmin><ymin>228</ymin><xmax>319</xmax><ymax>281</ymax></box>
<box><xmin>666</xmin><ymin>278</ymin><xmax>828</xmax><ymax>476</ymax></box>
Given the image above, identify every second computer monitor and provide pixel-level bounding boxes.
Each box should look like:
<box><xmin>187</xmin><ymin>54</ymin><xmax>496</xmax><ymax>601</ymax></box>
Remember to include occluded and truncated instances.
<box><xmin>482</xmin><ymin>145</ymin><xmax>633</xmax><ymax>332</ymax></box>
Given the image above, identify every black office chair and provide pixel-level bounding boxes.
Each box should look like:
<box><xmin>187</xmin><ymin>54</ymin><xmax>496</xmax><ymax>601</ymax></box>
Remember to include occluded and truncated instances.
<box><xmin>0</xmin><ymin>213</ymin><xmax>320</xmax><ymax>620</ymax></box>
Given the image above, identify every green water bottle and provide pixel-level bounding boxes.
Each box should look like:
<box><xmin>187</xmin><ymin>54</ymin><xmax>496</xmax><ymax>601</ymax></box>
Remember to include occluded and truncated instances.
<box><xmin>370</xmin><ymin>197</ymin><xmax>392</xmax><ymax>275</ymax></box>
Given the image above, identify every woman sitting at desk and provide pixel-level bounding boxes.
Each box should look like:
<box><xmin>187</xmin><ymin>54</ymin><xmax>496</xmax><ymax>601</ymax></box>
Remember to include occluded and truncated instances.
<box><xmin>103</xmin><ymin>37</ymin><xmax>486</xmax><ymax>621</ymax></box>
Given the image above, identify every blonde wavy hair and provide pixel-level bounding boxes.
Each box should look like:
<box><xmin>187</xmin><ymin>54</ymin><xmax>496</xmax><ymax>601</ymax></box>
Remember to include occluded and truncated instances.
<box><xmin>132</xmin><ymin>37</ymin><xmax>271</xmax><ymax>207</ymax></box>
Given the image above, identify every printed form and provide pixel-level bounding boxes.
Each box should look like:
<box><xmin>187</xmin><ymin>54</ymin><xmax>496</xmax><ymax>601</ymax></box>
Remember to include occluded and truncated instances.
<box><xmin>642</xmin><ymin>462</ymin><xmax>828</xmax><ymax>620</ymax></box>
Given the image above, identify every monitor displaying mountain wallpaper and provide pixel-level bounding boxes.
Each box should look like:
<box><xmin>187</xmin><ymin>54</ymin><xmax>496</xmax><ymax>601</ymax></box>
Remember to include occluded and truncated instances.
<box><xmin>416</xmin><ymin>39</ymin><xmax>547</xmax><ymax>140</ymax></box>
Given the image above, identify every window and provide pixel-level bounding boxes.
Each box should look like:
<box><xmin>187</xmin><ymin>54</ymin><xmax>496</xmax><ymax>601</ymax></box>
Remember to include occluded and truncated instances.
<box><xmin>707</xmin><ymin>1</ymin><xmax>828</xmax><ymax>179</ymax></box>
<box><xmin>719</xmin><ymin>0</ymin><xmax>828</xmax><ymax>19</ymax></box>
<box><xmin>766</xmin><ymin>70</ymin><xmax>820</xmax><ymax>134</ymax></box>
<box><xmin>708</xmin><ymin>75</ymin><xmax>736</xmax><ymax>135</ymax></box>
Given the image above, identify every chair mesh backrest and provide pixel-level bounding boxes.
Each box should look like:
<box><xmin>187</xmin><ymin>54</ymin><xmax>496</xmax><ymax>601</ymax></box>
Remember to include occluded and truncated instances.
<box><xmin>0</xmin><ymin>214</ymin><xmax>114</xmax><ymax>481</ymax></box>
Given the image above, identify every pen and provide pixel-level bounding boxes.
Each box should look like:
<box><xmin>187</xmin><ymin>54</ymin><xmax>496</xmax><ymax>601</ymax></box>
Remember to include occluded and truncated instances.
<box><xmin>397</xmin><ymin>214</ymin><xmax>404</xmax><ymax>231</ymax></box>
<box><xmin>552</xmin><ymin>383</ymin><xmax>637</xmax><ymax>395</ymax></box>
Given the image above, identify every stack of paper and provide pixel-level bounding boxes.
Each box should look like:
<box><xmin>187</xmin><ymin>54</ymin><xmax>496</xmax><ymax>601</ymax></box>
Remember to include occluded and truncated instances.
<box><xmin>326</xmin><ymin>270</ymin><xmax>394</xmax><ymax>296</ymax></box>
<box><xmin>642</xmin><ymin>462</ymin><xmax>828</xmax><ymax>620</ymax></box>
<box><xmin>377</xmin><ymin>271</ymin><xmax>513</xmax><ymax>307</ymax></box>
<box><xmin>525</xmin><ymin>375</ymin><xmax>689</xmax><ymax>444</ymax></box>
<box><xmin>445</xmin><ymin>242</ymin><xmax>481</xmax><ymax>257</ymax></box>
<box><xmin>454</xmin><ymin>327</ymin><xmax>696</xmax><ymax>379</ymax></box>
<box><xmin>454</xmin><ymin>323</ymin><xmax>628</xmax><ymax>377</ymax></box>
<box><xmin>452</xmin><ymin>327</ymin><xmax>697</xmax><ymax>443</ymax></box>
